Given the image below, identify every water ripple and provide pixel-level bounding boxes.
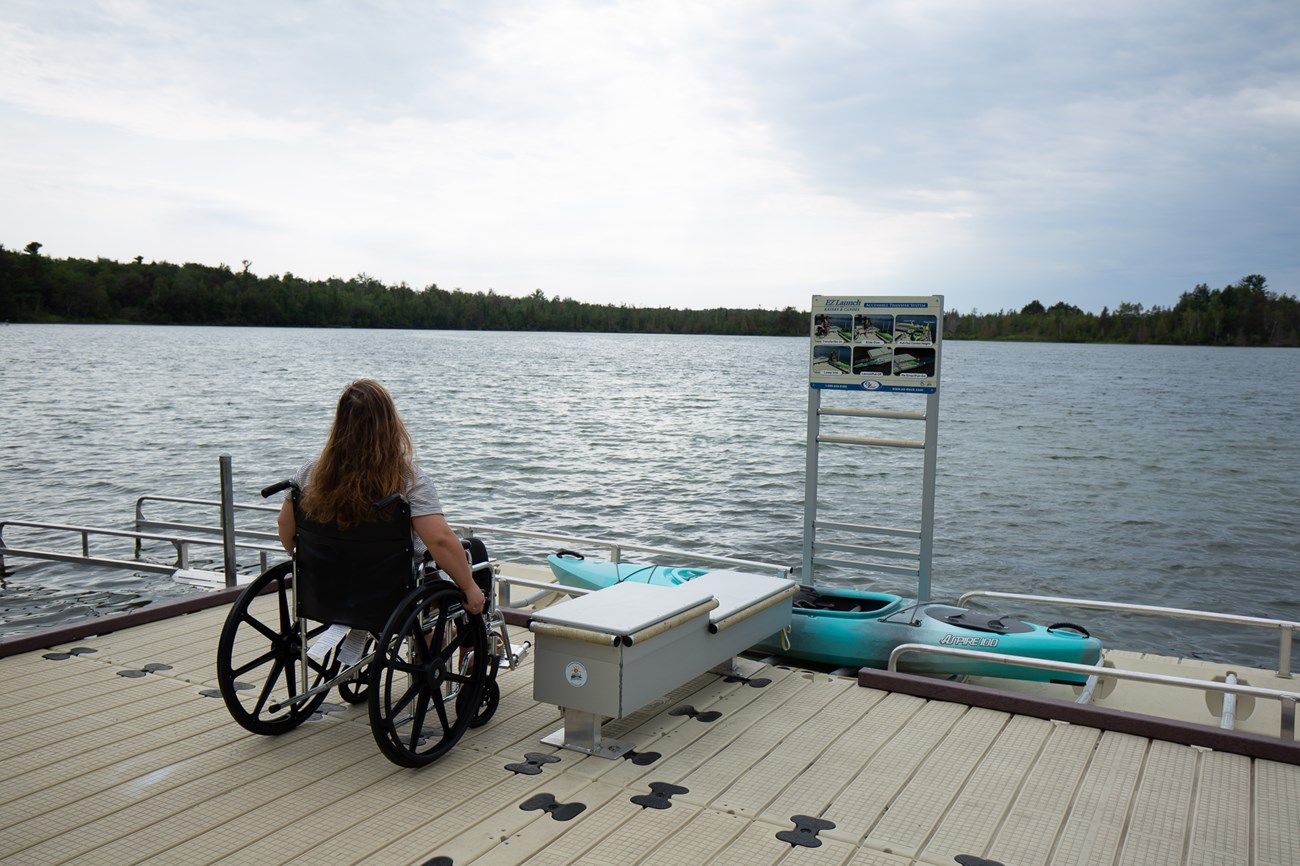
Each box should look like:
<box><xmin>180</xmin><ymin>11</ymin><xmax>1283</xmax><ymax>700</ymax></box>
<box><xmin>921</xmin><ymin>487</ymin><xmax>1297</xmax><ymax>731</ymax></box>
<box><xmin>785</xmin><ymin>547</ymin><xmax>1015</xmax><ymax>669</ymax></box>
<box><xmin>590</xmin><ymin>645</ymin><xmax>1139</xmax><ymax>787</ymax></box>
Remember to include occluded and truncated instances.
<box><xmin>2</xmin><ymin>327</ymin><xmax>1298</xmax><ymax>668</ymax></box>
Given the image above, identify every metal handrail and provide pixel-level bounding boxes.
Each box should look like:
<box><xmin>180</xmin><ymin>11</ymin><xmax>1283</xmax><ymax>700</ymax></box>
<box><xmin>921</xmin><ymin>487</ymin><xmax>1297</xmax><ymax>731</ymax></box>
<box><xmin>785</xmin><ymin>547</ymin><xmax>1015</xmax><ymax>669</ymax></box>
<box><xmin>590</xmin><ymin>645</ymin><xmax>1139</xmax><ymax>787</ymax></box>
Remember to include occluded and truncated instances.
<box><xmin>134</xmin><ymin>494</ymin><xmax>281</xmax><ymax>574</ymax></box>
<box><xmin>493</xmin><ymin>573</ymin><xmax>591</xmax><ymax>609</ymax></box>
<box><xmin>135</xmin><ymin>495</ymin><xmax>277</xmax><ymax>530</ymax></box>
<box><xmin>137</xmin><ymin>520</ymin><xmax>276</xmax><ymax>540</ymax></box>
<box><xmin>957</xmin><ymin>590</ymin><xmax>1299</xmax><ymax>678</ymax></box>
<box><xmin>136</xmin><ymin>498</ymin><xmax>794</xmax><ymax>577</ymax></box>
<box><xmin>887</xmin><ymin>643</ymin><xmax>1300</xmax><ymax>739</ymax></box>
<box><xmin>0</xmin><ymin>518</ymin><xmax>282</xmax><ymax>576</ymax></box>
<box><xmin>450</xmin><ymin>522</ymin><xmax>793</xmax><ymax>576</ymax></box>
<box><xmin>8</xmin><ymin>491</ymin><xmax>791</xmax><ymax>599</ymax></box>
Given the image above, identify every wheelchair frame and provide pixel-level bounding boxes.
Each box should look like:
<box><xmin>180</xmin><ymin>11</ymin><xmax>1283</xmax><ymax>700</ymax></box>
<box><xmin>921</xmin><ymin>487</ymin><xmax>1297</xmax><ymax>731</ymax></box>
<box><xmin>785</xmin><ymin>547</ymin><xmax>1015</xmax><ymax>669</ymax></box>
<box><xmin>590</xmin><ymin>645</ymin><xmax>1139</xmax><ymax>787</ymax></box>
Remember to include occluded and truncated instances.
<box><xmin>215</xmin><ymin>481</ymin><xmax>516</xmax><ymax>767</ymax></box>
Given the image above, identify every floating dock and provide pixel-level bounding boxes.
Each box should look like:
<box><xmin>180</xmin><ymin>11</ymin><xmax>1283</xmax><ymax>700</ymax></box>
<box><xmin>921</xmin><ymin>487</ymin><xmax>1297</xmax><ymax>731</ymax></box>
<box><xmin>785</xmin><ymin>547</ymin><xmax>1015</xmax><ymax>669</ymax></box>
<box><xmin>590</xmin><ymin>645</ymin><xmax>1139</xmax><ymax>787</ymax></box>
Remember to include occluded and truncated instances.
<box><xmin>2</xmin><ymin>595</ymin><xmax>1298</xmax><ymax>866</ymax></box>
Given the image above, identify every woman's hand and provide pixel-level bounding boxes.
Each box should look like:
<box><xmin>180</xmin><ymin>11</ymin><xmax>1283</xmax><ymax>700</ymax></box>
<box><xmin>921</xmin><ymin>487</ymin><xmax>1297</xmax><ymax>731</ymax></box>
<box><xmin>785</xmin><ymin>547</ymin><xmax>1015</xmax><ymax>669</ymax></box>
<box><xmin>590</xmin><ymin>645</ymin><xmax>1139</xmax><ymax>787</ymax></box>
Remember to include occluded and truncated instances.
<box><xmin>461</xmin><ymin>584</ymin><xmax>486</xmax><ymax>615</ymax></box>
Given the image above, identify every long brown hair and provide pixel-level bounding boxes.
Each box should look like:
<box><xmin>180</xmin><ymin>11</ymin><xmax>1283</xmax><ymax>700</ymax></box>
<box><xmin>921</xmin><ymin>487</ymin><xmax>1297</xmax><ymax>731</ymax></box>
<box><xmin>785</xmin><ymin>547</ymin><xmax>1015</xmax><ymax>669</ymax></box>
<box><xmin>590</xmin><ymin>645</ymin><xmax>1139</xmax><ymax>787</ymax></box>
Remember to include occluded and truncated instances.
<box><xmin>301</xmin><ymin>379</ymin><xmax>414</xmax><ymax>527</ymax></box>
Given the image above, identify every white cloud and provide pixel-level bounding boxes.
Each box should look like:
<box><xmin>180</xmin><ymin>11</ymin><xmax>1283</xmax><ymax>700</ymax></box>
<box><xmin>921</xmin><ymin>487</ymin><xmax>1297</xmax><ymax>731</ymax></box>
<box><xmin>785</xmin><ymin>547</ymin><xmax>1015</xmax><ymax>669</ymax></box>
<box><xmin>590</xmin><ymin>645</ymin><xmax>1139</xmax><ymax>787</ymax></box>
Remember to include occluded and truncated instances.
<box><xmin>1</xmin><ymin>0</ymin><xmax>1297</xmax><ymax>312</ymax></box>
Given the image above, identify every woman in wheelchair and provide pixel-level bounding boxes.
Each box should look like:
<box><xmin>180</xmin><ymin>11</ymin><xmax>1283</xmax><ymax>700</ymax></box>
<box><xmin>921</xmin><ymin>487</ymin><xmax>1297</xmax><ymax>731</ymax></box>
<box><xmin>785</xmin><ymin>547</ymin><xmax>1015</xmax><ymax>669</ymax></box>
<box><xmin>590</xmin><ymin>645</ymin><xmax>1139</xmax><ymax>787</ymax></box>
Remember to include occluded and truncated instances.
<box><xmin>275</xmin><ymin>378</ymin><xmax>484</xmax><ymax>615</ymax></box>
<box><xmin>217</xmin><ymin>378</ymin><xmax>501</xmax><ymax>767</ymax></box>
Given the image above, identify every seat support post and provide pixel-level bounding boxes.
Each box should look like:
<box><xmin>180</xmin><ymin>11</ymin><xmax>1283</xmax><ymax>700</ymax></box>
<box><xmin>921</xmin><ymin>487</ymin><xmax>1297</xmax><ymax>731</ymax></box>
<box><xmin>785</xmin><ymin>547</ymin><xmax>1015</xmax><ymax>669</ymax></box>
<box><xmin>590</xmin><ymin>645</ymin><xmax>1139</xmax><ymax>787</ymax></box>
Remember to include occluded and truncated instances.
<box><xmin>542</xmin><ymin>709</ymin><xmax>635</xmax><ymax>759</ymax></box>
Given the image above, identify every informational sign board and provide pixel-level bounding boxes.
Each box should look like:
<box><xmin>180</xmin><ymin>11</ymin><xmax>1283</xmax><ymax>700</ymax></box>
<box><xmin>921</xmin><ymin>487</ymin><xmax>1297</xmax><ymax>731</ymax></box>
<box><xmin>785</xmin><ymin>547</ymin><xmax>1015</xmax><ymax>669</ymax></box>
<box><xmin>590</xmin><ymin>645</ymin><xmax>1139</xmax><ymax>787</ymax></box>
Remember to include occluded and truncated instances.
<box><xmin>809</xmin><ymin>295</ymin><xmax>943</xmax><ymax>393</ymax></box>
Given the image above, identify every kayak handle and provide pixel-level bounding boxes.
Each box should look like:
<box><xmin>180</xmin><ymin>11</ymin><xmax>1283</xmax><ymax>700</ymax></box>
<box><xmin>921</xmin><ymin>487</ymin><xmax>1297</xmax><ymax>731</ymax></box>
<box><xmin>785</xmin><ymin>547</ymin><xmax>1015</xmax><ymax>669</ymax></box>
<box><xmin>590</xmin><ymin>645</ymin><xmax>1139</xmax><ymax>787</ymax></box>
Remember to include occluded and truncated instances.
<box><xmin>554</xmin><ymin>548</ymin><xmax>585</xmax><ymax>560</ymax></box>
<box><xmin>1047</xmin><ymin>622</ymin><xmax>1091</xmax><ymax>638</ymax></box>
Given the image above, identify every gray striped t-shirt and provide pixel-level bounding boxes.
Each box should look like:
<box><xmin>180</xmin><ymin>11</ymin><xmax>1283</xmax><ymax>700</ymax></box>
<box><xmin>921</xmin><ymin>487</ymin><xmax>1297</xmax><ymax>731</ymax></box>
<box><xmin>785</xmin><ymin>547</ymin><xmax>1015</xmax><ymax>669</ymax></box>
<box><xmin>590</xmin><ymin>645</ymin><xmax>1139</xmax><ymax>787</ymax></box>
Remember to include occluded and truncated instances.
<box><xmin>289</xmin><ymin>460</ymin><xmax>444</xmax><ymax>557</ymax></box>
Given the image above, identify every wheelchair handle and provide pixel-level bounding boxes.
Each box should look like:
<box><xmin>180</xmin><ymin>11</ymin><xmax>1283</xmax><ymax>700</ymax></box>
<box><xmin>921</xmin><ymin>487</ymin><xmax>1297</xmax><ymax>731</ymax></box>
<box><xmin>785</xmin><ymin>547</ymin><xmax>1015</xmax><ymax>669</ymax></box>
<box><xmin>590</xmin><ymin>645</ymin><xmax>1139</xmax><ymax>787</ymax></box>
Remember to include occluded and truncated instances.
<box><xmin>261</xmin><ymin>479</ymin><xmax>295</xmax><ymax>499</ymax></box>
<box><xmin>373</xmin><ymin>493</ymin><xmax>406</xmax><ymax>510</ymax></box>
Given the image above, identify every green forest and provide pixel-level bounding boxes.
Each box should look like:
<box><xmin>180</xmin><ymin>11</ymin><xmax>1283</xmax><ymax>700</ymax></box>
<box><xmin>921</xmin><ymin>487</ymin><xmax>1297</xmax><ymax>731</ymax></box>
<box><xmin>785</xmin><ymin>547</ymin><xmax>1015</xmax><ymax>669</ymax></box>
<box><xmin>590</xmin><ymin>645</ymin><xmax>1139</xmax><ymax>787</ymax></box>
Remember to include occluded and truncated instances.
<box><xmin>2</xmin><ymin>242</ymin><xmax>1296</xmax><ymax>346</ymax></box>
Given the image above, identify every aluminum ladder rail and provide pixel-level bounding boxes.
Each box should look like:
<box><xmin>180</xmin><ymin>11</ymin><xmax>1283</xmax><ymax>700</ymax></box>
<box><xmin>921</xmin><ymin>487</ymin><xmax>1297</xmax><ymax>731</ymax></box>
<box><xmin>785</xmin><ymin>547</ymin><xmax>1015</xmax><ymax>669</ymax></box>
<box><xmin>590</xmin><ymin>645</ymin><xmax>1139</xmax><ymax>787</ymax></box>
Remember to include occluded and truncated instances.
<box><xmin>800</xmin><ymin>372</ymin><xmax>942</xmax><ymax>603</ymax></box>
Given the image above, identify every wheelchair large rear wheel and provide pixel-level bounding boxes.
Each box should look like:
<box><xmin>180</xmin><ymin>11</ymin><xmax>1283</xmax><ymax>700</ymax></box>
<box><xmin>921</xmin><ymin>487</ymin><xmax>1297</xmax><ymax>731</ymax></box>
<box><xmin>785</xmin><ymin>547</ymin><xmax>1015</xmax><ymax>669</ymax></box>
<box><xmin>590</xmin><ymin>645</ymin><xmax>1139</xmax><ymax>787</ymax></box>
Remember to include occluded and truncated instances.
<box><xmin>216</xmin><ymin>561</ymin><xmax>337</xmax><ymax>735</ymax></box>
<box><xmin>368</xmin><ymin>583</ymin><xmax>488</xmax><ymax>767</ymax></box>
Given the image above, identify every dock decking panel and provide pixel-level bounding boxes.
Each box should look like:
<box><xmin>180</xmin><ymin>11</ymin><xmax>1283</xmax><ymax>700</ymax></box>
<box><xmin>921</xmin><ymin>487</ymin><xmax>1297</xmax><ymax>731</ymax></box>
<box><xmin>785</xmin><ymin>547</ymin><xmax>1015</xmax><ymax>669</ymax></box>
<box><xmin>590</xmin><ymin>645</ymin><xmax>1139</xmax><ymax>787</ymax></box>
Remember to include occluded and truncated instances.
<box><xmin>0</xmin><ymin>602</ymin><xmax>1297</xmax><ymax>865</ymax></box>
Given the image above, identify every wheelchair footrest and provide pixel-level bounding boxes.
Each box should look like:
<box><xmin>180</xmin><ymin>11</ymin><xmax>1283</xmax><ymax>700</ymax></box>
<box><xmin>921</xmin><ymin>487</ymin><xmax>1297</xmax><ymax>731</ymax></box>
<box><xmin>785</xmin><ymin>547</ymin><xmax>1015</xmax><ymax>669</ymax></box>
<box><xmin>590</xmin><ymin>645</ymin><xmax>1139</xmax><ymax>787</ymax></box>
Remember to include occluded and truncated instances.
<box><xmin>505</xmin><ymin>641</ymin><xmax>532</xmax><ymax>670</ymax></box>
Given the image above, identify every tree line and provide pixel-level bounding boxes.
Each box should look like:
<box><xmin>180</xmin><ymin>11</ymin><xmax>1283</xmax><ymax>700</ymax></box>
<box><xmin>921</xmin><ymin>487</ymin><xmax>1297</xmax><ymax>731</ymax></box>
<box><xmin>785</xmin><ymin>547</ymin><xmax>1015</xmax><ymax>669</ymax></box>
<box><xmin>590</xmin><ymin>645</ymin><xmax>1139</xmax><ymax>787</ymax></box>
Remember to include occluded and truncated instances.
<box><xmin>942</xmin><ymin>274</ymin><xmax>1298</xmax><ymax>347</ymax></box>
<box><xmin>0</xmin><ymin>243</ymin><xmax>802</xmax><ymax>336</ymax></box>
<box><xmin>1</xmin><ymin>243</ymin><xmax>1295</xmax><ymax>345</ymax></box>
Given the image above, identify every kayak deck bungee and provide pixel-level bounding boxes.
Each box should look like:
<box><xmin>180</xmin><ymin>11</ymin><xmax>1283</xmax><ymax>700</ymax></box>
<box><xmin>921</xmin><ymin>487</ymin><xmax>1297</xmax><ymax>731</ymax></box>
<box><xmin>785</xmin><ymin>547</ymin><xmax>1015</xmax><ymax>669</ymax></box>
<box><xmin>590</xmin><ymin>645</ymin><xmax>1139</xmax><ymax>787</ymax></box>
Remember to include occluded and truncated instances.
<box><xmin>547</xmin><ymin>553</ymin><xmax>1102</xmax><ymax>685</ymax></box>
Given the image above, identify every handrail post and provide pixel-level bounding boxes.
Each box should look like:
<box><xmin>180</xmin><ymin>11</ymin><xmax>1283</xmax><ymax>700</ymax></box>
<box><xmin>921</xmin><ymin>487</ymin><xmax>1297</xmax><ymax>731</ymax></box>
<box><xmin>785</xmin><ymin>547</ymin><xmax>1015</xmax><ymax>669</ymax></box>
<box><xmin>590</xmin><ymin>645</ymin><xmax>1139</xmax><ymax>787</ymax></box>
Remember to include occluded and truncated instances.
<box><xmin>1281</xmin><ymin>625</ymin><xmax>1294</xmax><ymax>679</ymax></box>
<box><xmin>219</xmin><ymin>455</ymin><xmax>238</xmax><ymax>588</ymax></box>
<box><xmin>1221</xmin><ymin>672</ymin><xmax>1238</xmax><ymax>730</ymax></box>
<box><xmin>802</xmin><ymin>387</ymin><xmax>820</xmax><ymax>587</ymax></box>
<box><xmin>134</xmin><ymin>497</ymin><xmax>145</xmax><ymax>558</ymax></box>
<box><xmin>497</xmin><ymin>574</ymin><xmax>511</xmax><ymax>610</ymax></box>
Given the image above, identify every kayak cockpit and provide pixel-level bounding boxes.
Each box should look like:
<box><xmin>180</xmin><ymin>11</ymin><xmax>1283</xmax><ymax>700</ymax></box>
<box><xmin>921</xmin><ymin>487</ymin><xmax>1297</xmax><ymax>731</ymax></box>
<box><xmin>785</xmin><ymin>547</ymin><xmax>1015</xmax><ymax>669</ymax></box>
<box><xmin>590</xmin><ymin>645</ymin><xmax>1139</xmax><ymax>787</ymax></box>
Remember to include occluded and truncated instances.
<box><xmin>792</xmin><ymin>585</ymin><xmax>905</xmax><ymax>618</ymax></box>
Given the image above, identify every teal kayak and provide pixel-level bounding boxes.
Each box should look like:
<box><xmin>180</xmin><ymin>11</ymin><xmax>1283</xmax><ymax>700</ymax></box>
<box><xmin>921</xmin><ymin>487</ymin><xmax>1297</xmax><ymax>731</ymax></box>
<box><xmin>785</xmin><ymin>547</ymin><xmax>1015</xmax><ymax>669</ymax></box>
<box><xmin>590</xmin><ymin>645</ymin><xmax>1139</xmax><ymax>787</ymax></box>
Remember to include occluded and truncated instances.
<box><xmin>547</xmin><ymin>553</ymin><xmax>1102</xmax><ymax>685</ymax></box>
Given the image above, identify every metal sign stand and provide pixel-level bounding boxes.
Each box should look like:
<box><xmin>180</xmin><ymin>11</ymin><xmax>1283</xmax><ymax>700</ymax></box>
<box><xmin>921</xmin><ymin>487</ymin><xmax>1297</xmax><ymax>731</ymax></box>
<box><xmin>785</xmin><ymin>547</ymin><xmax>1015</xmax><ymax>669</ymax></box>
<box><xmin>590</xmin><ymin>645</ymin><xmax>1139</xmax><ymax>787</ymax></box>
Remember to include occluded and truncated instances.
<box><xmin>800</xmin><ymin>296</ymin><xmax>944</xmax><ymax>603</ymax></box>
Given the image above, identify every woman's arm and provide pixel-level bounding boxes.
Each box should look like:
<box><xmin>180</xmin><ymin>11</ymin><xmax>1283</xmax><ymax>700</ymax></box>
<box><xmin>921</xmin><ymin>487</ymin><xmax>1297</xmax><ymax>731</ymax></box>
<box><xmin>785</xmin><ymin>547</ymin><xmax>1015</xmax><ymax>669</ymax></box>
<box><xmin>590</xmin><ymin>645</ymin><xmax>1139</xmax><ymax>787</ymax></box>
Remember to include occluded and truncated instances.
<box><xmin>413</xmin><ymin>513</ymin><xmax>485</xmax><ymax>615</ymax></box>
<box><xmin>277</xmin><ymin>499</ymin><xmax>296</xmax><ymax>553</ymax></box>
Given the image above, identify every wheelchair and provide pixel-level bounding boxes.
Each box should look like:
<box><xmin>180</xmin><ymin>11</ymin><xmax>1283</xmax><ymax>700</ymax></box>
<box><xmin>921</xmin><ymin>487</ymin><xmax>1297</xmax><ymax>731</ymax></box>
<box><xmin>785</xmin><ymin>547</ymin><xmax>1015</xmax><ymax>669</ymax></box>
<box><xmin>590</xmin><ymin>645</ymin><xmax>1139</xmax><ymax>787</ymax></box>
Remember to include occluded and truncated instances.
<box><xmin>215</xmin><ymin>480</ymin><xmax>515</xmax><ymax>767</ymax></box>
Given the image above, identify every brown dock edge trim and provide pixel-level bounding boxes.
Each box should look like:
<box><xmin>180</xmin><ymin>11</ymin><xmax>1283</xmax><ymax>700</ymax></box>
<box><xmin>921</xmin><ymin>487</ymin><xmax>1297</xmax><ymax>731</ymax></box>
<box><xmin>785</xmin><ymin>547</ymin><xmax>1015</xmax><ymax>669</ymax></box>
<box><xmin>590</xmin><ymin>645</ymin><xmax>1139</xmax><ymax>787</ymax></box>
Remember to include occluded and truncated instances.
<box><xmin>0</xmin><ymin>585</ymin><xmax>248</xmax><ymax>660</ymax></box>
<box><xmin>501</xmin><ymin>608</ymin><xmax>531</xmax><ymax>627</ymax></box>
<box><xmin>858</xmin><ymin>667</ymin><xmax>1300</xmax><ymax>766</ymax></box>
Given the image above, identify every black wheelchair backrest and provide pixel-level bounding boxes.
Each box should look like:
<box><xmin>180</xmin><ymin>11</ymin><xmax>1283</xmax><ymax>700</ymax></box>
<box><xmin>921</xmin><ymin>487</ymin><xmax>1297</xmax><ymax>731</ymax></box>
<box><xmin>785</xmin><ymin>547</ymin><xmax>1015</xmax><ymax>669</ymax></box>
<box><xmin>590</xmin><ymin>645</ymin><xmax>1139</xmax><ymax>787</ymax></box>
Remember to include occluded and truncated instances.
<box><xmin>292</xmin><ymin>489</ymin><xmax>418</xmax><ymax>633</ymax></box>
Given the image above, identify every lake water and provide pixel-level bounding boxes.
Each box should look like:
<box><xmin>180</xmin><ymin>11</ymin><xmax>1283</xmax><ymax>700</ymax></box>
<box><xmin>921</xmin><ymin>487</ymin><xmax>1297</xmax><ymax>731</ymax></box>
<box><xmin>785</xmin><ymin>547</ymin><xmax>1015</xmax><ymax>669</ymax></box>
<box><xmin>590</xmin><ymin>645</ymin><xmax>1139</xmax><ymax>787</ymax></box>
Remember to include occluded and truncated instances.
<box><xmin>2</xmin><ymin>324</ymin><xmax>1298</xmax><ymax>671</ymax></box>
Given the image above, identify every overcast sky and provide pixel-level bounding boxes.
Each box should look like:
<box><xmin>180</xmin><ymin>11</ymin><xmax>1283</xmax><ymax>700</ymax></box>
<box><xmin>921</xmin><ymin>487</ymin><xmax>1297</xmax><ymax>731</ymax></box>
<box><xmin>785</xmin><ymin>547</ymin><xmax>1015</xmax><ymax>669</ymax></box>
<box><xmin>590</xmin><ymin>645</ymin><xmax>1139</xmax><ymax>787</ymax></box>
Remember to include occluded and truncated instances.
<box><xmin>2</xmin><ymin>1</ymin><xmax>1297</xmax><ymax>315</ymax></box>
